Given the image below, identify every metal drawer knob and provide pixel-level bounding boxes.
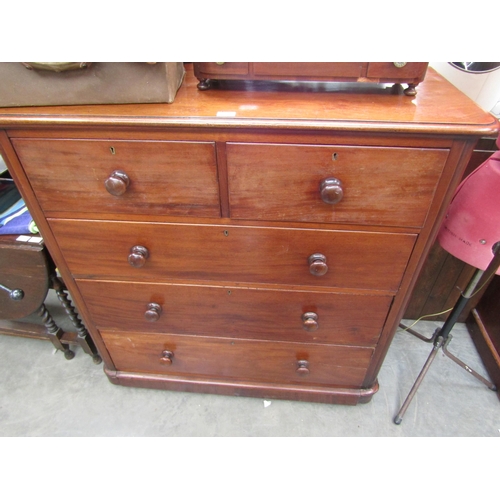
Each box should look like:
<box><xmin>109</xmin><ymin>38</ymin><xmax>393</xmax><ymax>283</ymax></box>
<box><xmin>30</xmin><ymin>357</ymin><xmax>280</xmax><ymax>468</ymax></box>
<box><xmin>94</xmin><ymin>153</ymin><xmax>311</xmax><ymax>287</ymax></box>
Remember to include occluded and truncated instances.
<box><xmin>144</xmin><ymin>303</ymin><xmax>162</xmax><ymax>322</ymax></box>
<box><xmin>302</xmin><ymin>312</ymin><xmax>319</xmax><ymax>332</ymax></box>
<box><xmin>308</xmin><ymin>253</ymin><xmax>328</xmax><ymax>276</ymax></box>
<box><xmin>320</xmin><ymin>177</ymin><xmax>344</xmax><ymax>205</ymax></box>
<box><xmin>0</xmin><ymin>283</ymin><xmax>25</xmax><ymax>300</ymax></box>
<box><xmin>105</xmin><ymin>170</ymin><xmax>130</xmax><ymax>196</ymax></box>
<box><xmin>160</xmin><ymin>350</ymin><xmax>174</xmax><ymax>365</ymax></box>
<box><xmin>296</xmin><ymin>360</ymin><xmax>310</xmax><ymax>376</ymax></box>
<box><xmin>128</xmin><ymin>245</ymin><xmax>149</xmax><ymax>268</ymax></box>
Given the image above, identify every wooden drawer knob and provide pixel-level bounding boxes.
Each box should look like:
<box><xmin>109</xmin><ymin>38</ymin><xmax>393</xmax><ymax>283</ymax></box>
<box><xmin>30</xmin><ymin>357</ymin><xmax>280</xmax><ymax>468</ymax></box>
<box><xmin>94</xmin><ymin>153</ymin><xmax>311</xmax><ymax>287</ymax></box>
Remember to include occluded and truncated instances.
<box><xmin>105</xmin><ymin>170</ymin><xmax>130</xmax><ymax>196</ymax></box>
<box><xmin>308</xmin><ymin>253</ymin><xmax>328</xmax><ymax>276</ymax></box>
<box><xmin>296</xmin><ymin>360</ymin><xmax>310</xmax><ymax>376</ymax></box>
<box><xmin>128</xmin><ymin>245</ymin><xmax>149</xmax><ymax>268</ymax></box>
<box><xmin>302</xmin><ymin>312</ymin><xmax>319</xmax><ymax>332</ymax></box>
<box><xmin>144</xmin><ymin>303</ymin><xmax>162</xmax><ymax>322</ymax></box>
<box><xmin>320</xmin><ymin>177</ymin><xmax>344</xmax><ymax>205</ymax></box>
<box><xmin>160</xmin><ymin>350</ymin><xmax>174</xmax><ymax>364</ymax></box>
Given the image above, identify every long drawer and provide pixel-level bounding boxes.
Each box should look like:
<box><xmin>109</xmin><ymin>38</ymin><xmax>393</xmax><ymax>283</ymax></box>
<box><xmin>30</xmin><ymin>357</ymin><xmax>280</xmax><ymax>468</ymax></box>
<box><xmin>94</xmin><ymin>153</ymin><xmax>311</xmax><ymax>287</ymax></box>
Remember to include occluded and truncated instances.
<box><xmin>227</xmin><ymin>143</ymin><xmax>449</xmax><ymax>227</ymax></box>
<box><xmin>101</xmin><ymin>331</ymin><xmax>374</xmax><ymax>388</ymax></box>
<box><xmin>50</xmin><ymin>219</ymin><xmax>416</xmax><ymax>291</ymax></box>
<box><xmin>77</xmin><ymin>280</ymin><xmax>393</xmax><ymax>346</ymax></box>
<box><xmin>12</xmin><ymin>138</ymin><xmax>220</xmax><ymax>217</ymax></box>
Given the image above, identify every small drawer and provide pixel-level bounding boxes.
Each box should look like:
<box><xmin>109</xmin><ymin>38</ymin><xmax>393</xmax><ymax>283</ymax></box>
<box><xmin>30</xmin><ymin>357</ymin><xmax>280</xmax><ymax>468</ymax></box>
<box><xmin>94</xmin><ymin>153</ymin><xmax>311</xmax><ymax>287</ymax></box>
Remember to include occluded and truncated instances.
<box><xmin>101</xmin><ymin>331</ymin><xmax>374</xmax><ymax>388</ymax></box>
<box><xmin>366</xmin><ymin>62</ymin><xmax>428</xmax><ymax>81</ymax></box>
<box><xmin>77</xmin><ymin>280</ymin><xmax>393</xmax><ymax>346</ymax></box>
<box><xmin>12</xmin><ymin>138</ymin><xmax>220</xmax><ymax>218</ymax></box>
<box><xmin>194</xmin><ymin>62</ymin><xmax>249</xmax><ymax>76</ymax></box>
<box><xmin>227</xmin><ymin>143</ymin><xmax>448</xmax><ymax>227</ymax></box>
<box><xmin>252</xmin><ymin>62</ymin><xmax>365</xmax><ymax>78</ymax></box>
<box><xmin>0</xmin><ymin>239</ymin><xmax>49</xmax><ymax>320</ymax></box>
<box><xmin>50</xmin><ymin>220</ymin><xmax>416</xmax><ymax>292</ymax></box>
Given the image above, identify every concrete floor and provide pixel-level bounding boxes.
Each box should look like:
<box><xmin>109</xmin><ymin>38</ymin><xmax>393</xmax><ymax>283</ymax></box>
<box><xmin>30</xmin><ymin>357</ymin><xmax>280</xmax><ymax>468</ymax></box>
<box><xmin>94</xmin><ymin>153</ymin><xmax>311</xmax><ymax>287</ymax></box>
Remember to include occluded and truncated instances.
<box><xmin>0</xmin><ymin>306</ymin><xmax>498</xmax><ymax>437</ymax></box>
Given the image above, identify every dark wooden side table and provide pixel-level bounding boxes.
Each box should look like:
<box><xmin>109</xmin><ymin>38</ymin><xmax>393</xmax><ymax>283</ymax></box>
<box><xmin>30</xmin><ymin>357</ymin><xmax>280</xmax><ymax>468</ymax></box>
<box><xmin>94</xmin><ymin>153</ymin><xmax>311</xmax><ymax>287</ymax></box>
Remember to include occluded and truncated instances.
<box><xmin>466</xmin><ymin>275</ymin><xmax>500</xmax><ymax>402</ymax></box>
<box><xmin>0</xmin><ymin>233</ymin><xmax>101</xmax><ymax>363</ymax></box>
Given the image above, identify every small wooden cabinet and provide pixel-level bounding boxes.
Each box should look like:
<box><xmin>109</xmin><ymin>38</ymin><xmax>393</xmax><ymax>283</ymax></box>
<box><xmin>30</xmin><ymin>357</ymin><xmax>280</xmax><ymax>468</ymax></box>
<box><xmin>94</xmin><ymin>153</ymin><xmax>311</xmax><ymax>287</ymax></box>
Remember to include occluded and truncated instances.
<box><xmin>0</xmin><ymin>65</ymin><xmax>497</xmax><ymax>405</ymax></box>
<box><xmin>194</xmin><ymin>62</ymin><xmax>429</xmax><ymax>95</ymax></box>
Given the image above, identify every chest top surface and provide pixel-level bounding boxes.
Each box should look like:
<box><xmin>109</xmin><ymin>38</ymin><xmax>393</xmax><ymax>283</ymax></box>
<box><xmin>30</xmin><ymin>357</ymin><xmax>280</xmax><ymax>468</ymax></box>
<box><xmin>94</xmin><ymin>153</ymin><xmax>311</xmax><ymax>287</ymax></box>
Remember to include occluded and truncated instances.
<box><xmin>0</xmin><ymin>65</ymin><xmax>497</xmax><ymax>137</ymax></box>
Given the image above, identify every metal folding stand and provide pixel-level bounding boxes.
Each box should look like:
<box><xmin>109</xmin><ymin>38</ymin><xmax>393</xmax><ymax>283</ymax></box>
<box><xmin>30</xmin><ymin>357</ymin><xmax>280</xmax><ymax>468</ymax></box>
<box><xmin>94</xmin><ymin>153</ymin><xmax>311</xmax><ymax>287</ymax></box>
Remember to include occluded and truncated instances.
<box><xmin>394</xmin><ymin>242</ymin><xmax>500</xmax><ymax>425</ymax></box>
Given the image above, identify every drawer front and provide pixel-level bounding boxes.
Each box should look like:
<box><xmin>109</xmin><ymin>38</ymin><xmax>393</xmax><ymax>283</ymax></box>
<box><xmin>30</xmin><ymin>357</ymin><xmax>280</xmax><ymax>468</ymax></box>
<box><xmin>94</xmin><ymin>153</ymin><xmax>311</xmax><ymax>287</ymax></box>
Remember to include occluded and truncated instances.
<box><xmin>12</xmin><ymin>138</ymin><xmax>220</xmax><ymax>217</ymax></box>
<box><xmin>227</xmin><ymin>143</ymin><xmax>448</xmax><ymax>227</ymax></box>
<box><xmin>252</xmin><ymin>63</ymin><xmax>365</xmax><ymax>78</ymax></box>
<box><xmin>366</xmin><ymin>62</ymin><xmax>428</xmax><ymax>80</ymax></box>
<box><xmin>195</xmin><ymin>62</ymin><xmax>250</xmax><ymax>75</ymax></box>
<box><xmin>101</xmin><ymin>331</ymin><xmax>374</xmax><ymax>387</ymax></box>
<box><xmin>51</xmin><ymin>220</ymin><xmax>416</xmax><ymax>292</ymax></box>
<box><xmin>77</xmin><ymin>280</ymin><xmax>393</xmax><ymax>346</ymax></box>
<box><xmin>0</xmin><ymin>244</ymin><xmax>49</xmax><ymax>320</ymax></box>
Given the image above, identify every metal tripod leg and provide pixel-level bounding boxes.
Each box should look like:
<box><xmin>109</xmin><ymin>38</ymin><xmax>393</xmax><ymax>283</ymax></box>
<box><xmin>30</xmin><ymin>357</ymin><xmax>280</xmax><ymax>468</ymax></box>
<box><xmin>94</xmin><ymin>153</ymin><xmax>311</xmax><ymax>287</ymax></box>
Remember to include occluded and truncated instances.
<box><xmin>394</xmin><ymin>243</ymin><xmax>500</xmax><ymax>425</ymax></box>
<box><xmin>442</xmin><ymin>335</ymin><xmax>496</xmax><ymax>390</ymax></box>
<box><xmin>399</xmin><ymin>323</ymin><xmax>439</xmax><ymax>343</ymax></box>
<box><xmin>394</xmin><ymin>336</ymin><xmax>444</xmax><ymax>424</ymax></box>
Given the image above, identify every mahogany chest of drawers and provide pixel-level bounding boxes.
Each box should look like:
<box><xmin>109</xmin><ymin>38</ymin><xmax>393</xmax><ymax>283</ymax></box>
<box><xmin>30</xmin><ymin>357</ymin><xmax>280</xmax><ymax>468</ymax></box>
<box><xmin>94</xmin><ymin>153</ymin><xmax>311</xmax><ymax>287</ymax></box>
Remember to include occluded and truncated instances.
<box><xmin>0</xmin><ymin>65</ymin><xmax>497</xmax><ymax>405</ymax></box>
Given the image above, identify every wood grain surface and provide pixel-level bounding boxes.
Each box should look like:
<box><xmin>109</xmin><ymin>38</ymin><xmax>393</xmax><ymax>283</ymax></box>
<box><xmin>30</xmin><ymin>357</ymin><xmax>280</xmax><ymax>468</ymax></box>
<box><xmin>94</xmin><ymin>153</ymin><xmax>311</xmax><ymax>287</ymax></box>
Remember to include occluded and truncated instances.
<box><xmin>227</xmin><ymin>142</ymin><xmax>448</xmax><ymax>227</ymax></box>
<box><xmin>77</xmin><ymin>279</ymin><xmax>393</xmax><ymax>346</ymax></box>
<box><xmin>101</xmin><ymin>330</ymin><xmax>374</xmax><ymax>387</ymax></box>
<box><xmin>49</xmin><ymin>219</ymin><xmax>416</xmax><ymax>292</ymax></box>
<box><xmin>12</xmin><ymin>138</ymin><xmax>220</xmax><ymax>217</ymax></box>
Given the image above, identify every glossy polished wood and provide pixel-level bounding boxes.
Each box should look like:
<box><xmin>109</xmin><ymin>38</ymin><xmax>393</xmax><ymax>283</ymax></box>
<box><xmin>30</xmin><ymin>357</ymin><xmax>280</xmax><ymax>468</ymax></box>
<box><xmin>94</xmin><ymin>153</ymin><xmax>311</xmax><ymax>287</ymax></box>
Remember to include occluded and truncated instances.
<box><xmin>0</xmin><ymin>66</ymin><xmax>496</xmax><ymax>136</ymax></box>
<box><xmin>194</xmin><ymin>63</ymin><xmax>429</xmax><ymax>94</ymax></box>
